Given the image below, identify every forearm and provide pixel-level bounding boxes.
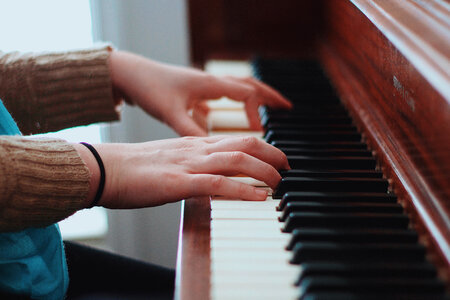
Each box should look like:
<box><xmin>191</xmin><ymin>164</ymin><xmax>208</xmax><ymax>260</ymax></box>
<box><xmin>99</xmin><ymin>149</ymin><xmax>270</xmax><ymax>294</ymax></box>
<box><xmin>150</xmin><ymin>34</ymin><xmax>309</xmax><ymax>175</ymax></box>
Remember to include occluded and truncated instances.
<box><xmin>0</xmin><ymin>46</ymin><xmax>121</xmax><ymax>134</ymax></box>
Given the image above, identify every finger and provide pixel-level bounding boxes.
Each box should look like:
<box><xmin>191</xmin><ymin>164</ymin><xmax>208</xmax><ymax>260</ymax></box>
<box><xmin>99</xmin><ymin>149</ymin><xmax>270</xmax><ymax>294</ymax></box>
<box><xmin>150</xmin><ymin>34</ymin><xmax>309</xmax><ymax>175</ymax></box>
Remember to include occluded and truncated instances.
<box><xmin>190</xmin><ymin>174</ymin><xmax>268</xmax><ymax>201</ymax></box>
<box><xmin>207</xmin><ymin>136</ymin><xmax>290</xmax><ymax>170</ymax></box>
<box><xmin>193</xmin><ymin>151</ymin><xmax>282</xmax><ymax>189</ymax></box>
<box><xmin>192</xmin><ymin>103</ymin><xmax>209</xmax><ymax>133</ymax></box>
<box><xmin>198</xmin><ymin>76</ymin><xmax>255</xmax><ymax>103</ymax></box>
<box><xmin>244</xmin><ymin>97</ymin><xmax>263</xmax><ymax>130</ymax></box>
<box><xmin>168</xmin><ymin>113</ymin><xmax>208</xmax><ymax>137</ymax></box>
<box><xmin>242</xmin><ymin>77</ymin><xmax>292</xmax><ymax>109</ymax></box>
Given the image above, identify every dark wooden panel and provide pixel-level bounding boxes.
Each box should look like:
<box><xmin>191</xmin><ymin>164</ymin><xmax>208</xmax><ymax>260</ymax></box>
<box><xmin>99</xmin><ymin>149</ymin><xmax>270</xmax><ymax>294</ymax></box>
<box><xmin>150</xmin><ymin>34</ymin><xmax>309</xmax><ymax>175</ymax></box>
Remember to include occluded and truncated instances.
<box><xmin>175</xmin><ymin>197</ymin><xmax>211</xmax><ymax>300</ymax></box>
<box><xmin>187</xmin><ymin>0</ymin><xmax>323</xmax><ymax>66</ymax></box>
<box><xmin>320</xmin><ymin>0</ymin><xmax>450</xmax><ymax>281</ymax></box>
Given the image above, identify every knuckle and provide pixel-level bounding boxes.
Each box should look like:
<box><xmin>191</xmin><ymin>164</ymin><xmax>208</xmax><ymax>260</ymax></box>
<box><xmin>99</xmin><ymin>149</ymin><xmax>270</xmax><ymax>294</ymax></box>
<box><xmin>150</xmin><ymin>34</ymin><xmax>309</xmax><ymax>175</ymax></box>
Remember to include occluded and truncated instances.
<box><xmin>229</xmin><ymin>151</ymin><xmax>245</xmax><ymax>164</ymax></box>
<box><xmin>209</xmin><ymin>175</ymin><xmax>224</xmax><ymax>189</ymax></box>
<box><xmin>246</xmin><ymin>85</ymin><xmax>257</xmax><ymax>96</ymax></box>
<box><xmin>237</xmin><ymin>183</ymin><xmax>250</xmax><ymax>197</ymax></box>
<box><xmin>240</xmin><ymin>136</ymin><xmax>259</xmax><ymax>148</ymax></box>
<box><xmin>203</xmin><ymin>74</ymin><xmax>217</xmax><ymax>85</ymax></box>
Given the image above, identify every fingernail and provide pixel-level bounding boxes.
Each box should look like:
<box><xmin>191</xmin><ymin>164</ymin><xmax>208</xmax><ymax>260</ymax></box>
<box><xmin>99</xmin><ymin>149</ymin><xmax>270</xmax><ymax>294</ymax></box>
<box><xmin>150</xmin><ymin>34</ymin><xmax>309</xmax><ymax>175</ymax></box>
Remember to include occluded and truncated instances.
<box><xmin>255</xmin><ymin>188</ymin><xmax>268</xmax><ymax>200</ymax></box>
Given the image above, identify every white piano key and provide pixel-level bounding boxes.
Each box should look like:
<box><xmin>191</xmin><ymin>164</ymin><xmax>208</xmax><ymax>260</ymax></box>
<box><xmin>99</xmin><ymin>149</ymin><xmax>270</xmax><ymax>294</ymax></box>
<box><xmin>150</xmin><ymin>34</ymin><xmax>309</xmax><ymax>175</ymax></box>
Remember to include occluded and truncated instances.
<box><xmin>211</xmin><ymin>238</ymin><xmax>288</xmax><ymax>250</ymax></box>
<box><xmin>226</xmin><ymin>176</ymin><xmax>267</xmax><ymax>187</ymax></box>
<box><xmin>212</xmin><ymin>274</ymin><xmax>295</xmax><ymax>286</ymax></box>
<box><xmin>211</xmin><ymin>194</ymin><xmax>295</xmax><ymax>300</ymax></box>
<box><xmin>205</xmin><ymin>60</ymin><xmax>252</xmax><ymax>78</ymax></box>
<box><xmin>211</xmin><ymin>248</ymin><xmax>291</xmax><ymax>262</ymax></box>
<box><xmin>211</xmin><ymin>199</ymin><xmax>280</xmax><ymax>210</ymax></box>
<box><xmin>212</xmin><ymin>260</ymin><xmax>298</xmax><ymax>273</ymax></box>
<box><xmin>208</xmin><ymin>110</ymin><xmax>250</xmax><ymax>130</ymax></box>
<box><xmin>212</xmin><ymin>286</ymin><xmax>298</xmax><ymax>300</ymax></box>
<box><xmin>211</xmin><ymin>209</ymin><xmax>280</xmax><ymax>220</ymax></box>
<box><xmin>211</xmin><ymin>222</ymin><xmax>283</xmax><ymax>234</ymax></box>
<box><xmin>206</xmin><ymin>97</ymin><xmax>245</xmax><ymax>109</ymax></box>
<box><xmin>209</xmin><ymin>130</ymin><xmax>263</xmax><ymax>138</ymax></box>
<box><xmin>211</xmin><ymin>229</ymin><xmax>289</xmax><ymax>240</ymax></box>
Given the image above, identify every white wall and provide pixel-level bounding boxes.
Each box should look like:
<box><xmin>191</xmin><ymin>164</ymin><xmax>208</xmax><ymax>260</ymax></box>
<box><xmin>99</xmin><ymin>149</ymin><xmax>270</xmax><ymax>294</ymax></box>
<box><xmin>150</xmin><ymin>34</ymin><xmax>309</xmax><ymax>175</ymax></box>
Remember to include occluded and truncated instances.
<box><xmin>90</xmin><ymin>0</ymin><xmax>190</xmax><ymax>268</ymax></box>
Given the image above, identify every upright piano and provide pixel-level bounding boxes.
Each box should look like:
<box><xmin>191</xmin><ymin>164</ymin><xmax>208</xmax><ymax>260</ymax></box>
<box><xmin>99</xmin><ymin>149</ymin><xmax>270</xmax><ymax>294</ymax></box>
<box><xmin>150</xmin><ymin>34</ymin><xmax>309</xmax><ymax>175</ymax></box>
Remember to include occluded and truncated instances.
<box><xmin>176</xmin><ymin>1</ymin><xmax>450</xmax><ymax>299</ymax></box>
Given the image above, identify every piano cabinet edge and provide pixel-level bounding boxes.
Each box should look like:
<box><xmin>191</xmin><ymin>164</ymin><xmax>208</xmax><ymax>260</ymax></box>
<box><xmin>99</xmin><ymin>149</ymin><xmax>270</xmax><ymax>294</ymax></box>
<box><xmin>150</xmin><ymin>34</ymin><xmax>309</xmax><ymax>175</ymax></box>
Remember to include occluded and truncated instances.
<box><xmin>320</xmin><ymin>44</ymin><xmax>450</xmax><ymax>285</ymax></box>
<box><xmin>175</xmin><ymin>197</ymin><xmax>211</xmax><ymax>300</ymax></box>
<box><xmin>320</xmin><ymin>0</ymin><xmax>450</xmax><ymax>285</ymax></box>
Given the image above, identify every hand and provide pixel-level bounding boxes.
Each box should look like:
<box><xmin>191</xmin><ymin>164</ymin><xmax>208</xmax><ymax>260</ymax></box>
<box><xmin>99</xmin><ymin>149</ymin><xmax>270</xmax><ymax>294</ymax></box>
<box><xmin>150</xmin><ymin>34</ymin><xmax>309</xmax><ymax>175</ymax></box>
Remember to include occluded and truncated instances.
<box><xmin>75</xmin><ymin>136</ymin><xmax>290</xmax><ymax>208</ymax></box>
<box><xmin>109</xmin><ymin>51</ymin><xmax>292</xmax><ymax>136</ymax></box>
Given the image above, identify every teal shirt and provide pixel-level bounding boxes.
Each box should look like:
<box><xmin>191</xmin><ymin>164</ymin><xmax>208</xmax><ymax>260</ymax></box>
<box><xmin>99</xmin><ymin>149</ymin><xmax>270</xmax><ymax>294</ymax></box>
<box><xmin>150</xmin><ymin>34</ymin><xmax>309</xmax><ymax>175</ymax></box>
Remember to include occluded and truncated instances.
<box><xmin>0</xmin><ymin>99</ymin><xmax>68</xmax><ymax>299</ymax></box>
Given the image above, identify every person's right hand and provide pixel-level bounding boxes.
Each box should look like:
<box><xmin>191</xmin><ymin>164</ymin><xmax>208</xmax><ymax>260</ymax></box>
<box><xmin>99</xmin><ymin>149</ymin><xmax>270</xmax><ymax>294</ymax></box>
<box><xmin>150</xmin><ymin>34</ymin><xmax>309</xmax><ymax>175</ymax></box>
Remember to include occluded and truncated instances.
<box><xmin>74</xmin><ymin>135</ymin><xmax>289</xmax><ymax>209</ymax></box>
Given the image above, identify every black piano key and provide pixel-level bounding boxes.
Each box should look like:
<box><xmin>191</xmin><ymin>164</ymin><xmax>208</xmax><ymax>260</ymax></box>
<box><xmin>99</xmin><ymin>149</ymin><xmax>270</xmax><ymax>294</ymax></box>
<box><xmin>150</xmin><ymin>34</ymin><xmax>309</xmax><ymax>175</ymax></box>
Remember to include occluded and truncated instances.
<box><xmin>272</xmin><ymin>140</ymin><xmax>367</xmax><ymax>149</ymax></box>
<box><xmin>283</xmin><ymin>212</ymin><xmax>409</xmax><ymax>232</ymax></box>
<box><xmin>262</xmin><ymin>115</ymin><xmax>352</xmax><ymax>127</ymax></box>
<box><xmin>265</xmin><ymin>123</ymin><xmax>357</xmax><ymax>131</ymax></box>
<box><xmin>273</xmin><ymin>177</ymin><xmax>388</xmax><ymax>198</ymax></box>
<box><xmin>260</xmin><ymin>105</ymin><xmax>347</xmax><ymax>116</ymax></box>
<box><xmin>301</xmin><ymin>292</ymin><xmax>448</xmax><ymax>300</ymax></box>
<box><xmin>298</xmin><ymin>277</ymin><xmax>445</xmax><ymax>299</ymax></box>
<box><xmin>263</xmin><ymin>81</ymin><xmax>336</xmax><ymax>93</ymax></box>
<box><xmin>279</xmin><ymin>148</ymin><xmax>372</xmax><ymax>157</ymax></box>
<box><xmin>282</xmin><ymin>92</ymin><xmax>340</xmax><ymax>104</ymax></box>
<box><xmin>278</xmin><ymin>192</ymin><xmax>397</xmax><ymax>211</ymax></box>
<box><xmin>290</xmin><ymin>242</ymin><xmax>426</xmax><ymax>264</ymax></box>
<box><xmin>286</xmin><ymin>229</ymin><xmax>417</xmax><ymax>250</ymax></box>
<box><xmin>296</xmin><ymin>262</ymin><xmax>437</xmax><ymax>285</ymax></box>
<box><xmin>265</xmin><ymin>130</ymin><xmax>361</xmax><ymax>143</ymax></box>
<box><xmin>280</xmin><ymin>169</ymin><xmax>383</xmax><ymax>178</ymax></box>
<box><xmin>286</xmin><ymin>156</ymin><xmax>376</xmax><ymax>170</ymax></box>
<box><xmin>279</xmin><ymin>202</ymin><xmax>403</xmax><ymax>222</ymax></box>
<box><xmin>262</xmin><ymin>112</ymin><xmax>349</xmax><ymax>121</ymax></box>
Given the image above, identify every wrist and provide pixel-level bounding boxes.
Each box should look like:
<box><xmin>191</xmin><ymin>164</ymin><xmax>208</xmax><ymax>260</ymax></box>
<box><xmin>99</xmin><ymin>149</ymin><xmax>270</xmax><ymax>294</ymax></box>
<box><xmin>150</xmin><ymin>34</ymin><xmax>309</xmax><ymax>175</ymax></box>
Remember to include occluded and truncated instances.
<box><xmin>109</xmin><ymin>50</ymin><xmax>138</xmax><ymax>105</ymax></box>
<box><xmin>73</xmin><ymin>143</ymin><xmax>100</xmax><ymax>208</ymax></box>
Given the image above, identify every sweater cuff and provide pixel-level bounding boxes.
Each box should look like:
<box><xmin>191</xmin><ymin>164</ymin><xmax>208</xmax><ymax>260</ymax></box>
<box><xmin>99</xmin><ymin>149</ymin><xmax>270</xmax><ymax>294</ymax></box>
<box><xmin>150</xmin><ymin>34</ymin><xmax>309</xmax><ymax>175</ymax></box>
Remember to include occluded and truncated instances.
<box><xmin>0</xmin><ymin>136</ymin><xmax>90</xmax><ymax>232</ymax></box>
<box><xmin>0</xmin><ymin>45</ymin><xmax>120</xmax><ymax>134</ymax></box>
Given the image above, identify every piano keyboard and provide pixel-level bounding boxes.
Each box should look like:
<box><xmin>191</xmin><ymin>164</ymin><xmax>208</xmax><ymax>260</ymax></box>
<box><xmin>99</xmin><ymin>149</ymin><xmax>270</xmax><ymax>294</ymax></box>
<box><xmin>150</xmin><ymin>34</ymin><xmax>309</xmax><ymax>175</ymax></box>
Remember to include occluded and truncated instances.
<box><xmin>208</xmin><ymin>59</ymin><xmax>447</xmax><ymax>300</ymax></box>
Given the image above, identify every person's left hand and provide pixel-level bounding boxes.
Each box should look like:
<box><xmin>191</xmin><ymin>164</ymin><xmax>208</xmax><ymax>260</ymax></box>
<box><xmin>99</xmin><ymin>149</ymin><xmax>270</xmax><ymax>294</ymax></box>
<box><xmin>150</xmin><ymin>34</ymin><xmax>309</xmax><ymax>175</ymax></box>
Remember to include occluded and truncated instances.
<box><xmin>109</xmin><ymin>51</ymin><xmax>292</xmax><ymax>136</ymax></box>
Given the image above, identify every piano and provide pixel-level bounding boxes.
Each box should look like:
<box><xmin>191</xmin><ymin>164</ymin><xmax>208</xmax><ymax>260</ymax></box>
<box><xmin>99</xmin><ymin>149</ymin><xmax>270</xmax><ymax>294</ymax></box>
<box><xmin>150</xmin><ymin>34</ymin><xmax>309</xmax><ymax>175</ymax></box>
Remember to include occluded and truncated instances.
<box><xmin>175</xmin><ymin>1</ymin><xmax>450</xmax><ymax>299</ymax></box>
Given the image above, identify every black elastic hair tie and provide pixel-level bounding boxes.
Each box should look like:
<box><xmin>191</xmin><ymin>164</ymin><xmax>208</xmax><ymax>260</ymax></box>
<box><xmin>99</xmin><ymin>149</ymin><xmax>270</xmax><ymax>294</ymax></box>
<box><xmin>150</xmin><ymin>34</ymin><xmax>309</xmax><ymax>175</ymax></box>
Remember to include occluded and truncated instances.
<box><xmin>80</xmin><ymin>142</ymin><xmax>105</xmax><ymax>207</ymax></box>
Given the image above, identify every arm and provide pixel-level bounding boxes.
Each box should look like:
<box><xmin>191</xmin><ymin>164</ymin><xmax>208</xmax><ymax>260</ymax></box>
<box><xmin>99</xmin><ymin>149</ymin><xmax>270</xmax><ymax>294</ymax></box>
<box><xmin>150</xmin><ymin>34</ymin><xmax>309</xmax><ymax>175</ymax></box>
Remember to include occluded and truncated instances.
<box><xmin>0</xmin><ymin>46</ymin><xmax>120</xmax><ymax>134</ymax></box>
<box><xmin>0</xmin><ymin>47</ymin><xmax>291</xmax><ymax>232</ymax></box>
<box><xmin>109</xmin><ymin>50</ymin><xmax>292</xmax><ymax>136</ymax></box>
<box><xmin>0</xmin><ymin>135</ymin><xmax>288</xmax><ymax>232</ymax></box>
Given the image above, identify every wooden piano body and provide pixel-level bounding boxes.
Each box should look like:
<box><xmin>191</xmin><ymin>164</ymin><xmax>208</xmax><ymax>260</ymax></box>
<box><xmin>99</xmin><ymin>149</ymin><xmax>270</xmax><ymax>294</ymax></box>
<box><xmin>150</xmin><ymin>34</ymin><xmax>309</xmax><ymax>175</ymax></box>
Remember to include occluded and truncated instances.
<box><xmin>176</xmin><ymin>0</ymin><xmax>450</xmax><ymax>298</ymax></box>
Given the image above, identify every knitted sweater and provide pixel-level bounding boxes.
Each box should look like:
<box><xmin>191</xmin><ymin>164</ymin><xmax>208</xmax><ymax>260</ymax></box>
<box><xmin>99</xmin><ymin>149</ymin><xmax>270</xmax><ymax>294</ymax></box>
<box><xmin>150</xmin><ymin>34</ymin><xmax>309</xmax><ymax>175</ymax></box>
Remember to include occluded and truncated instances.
<box><xmin>0</xmin><ymin>46</ymin><xmax>120</xmax><ymax>232</ymax></box>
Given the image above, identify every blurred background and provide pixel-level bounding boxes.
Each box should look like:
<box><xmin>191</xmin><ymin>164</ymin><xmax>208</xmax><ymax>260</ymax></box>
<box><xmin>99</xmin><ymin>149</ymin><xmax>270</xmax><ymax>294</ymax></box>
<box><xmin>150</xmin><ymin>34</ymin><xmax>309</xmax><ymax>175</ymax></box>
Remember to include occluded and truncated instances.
<box><xmin>0</xmin><ymin>0</ymin><xmax>190</xmax><ymax>269</ymax></box>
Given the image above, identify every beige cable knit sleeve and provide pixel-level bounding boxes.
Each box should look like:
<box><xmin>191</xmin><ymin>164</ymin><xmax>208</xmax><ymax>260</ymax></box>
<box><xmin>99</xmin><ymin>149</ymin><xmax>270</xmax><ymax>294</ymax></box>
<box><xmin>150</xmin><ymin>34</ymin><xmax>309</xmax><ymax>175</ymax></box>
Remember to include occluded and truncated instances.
<box><xmin>0</xmin><ymin>45</ymin><xmax>120</xmax><ymax>134</ymax></box>
<box><xmin>0</xmin><ymin>136</ymin><xmax>90</xmax><ymax>232</ymax></box>
<box><xmin>0</xmin><ymin>46</ymin><xmax>121</xmax><ymax>232</ymax></box>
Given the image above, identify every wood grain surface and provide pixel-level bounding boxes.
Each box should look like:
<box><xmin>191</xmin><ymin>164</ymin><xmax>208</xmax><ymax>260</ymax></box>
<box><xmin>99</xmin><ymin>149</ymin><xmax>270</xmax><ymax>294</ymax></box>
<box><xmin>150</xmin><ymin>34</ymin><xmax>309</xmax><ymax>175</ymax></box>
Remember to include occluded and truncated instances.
<box><xmin>321</xmin><ymin>0</ymin><xmax>450</xmax><ymax>281</ymax></box>
<box><xmin>187</xmin><ymin>0</ymin><xmax>322</xmax><ymax>66</ymax></box>
<box><xmin>175</xmin><ymin>197</ymin><xmax>211</xmax><ymax>300</ymax></box>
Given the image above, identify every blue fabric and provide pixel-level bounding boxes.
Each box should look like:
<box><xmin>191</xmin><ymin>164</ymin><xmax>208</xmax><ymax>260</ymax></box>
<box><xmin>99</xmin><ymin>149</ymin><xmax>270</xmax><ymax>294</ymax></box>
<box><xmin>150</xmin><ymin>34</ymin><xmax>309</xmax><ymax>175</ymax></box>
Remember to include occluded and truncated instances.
<box><xmin>0</xmin><ymin>99</ymin><xmax>68</xmax><ymax>299</ymax></box>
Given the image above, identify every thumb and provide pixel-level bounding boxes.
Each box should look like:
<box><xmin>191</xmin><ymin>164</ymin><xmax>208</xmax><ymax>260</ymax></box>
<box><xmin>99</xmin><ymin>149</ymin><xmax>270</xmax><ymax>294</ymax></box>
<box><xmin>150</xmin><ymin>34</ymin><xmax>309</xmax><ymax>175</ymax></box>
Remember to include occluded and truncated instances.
<box><xmin>168</xmin><ymin>113</ymin><xmax>208</xmax><ymax>137</ymax></box>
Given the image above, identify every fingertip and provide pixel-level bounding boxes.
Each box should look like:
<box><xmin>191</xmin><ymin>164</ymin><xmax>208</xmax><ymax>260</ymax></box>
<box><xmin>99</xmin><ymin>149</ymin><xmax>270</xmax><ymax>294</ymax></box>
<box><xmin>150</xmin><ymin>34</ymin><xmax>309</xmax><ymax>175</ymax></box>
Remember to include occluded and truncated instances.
<box><xmin>284</xmin><ymin>159</ymin><xmax>292</xmax><ymax>170</ymax></box>
<box><xmin>249</xmin><ymin>121</ymin><xmax>263</xmax><ymax>131</ymax></box>
<box><xmin>285</xmin><ymin>99</ymin><xmax>294</xmax><ymax>109</ymax></box>
<box><xmin>254</xmin><ymin>188</ymin><xmax>268</xmax><ymax>200</ymax></box>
